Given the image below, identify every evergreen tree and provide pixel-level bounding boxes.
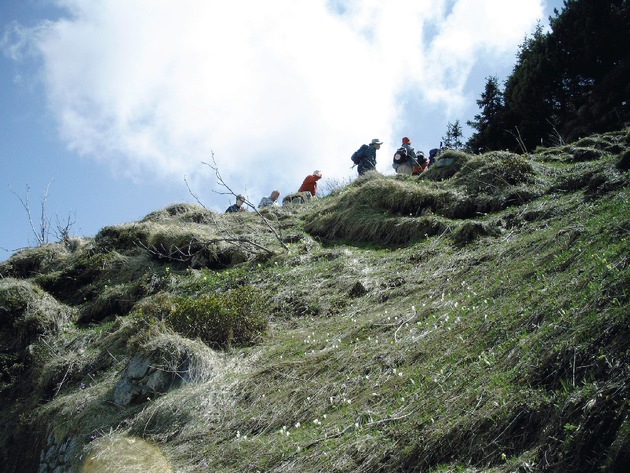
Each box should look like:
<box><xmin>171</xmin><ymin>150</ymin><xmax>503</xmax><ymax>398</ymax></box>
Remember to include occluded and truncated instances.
<box><xmin>502</xmin><ymin>1</ymin><xmax>628</xmax><ymax>149</ymax></box>
<box><xmin>502</xmin><ymin>23</ymin><xmax>556</xmax><ymax>151</ymax></box>
<box><xmin>466</xmin><ymin>76</ymin><xmax>506</xmax><ymax>153</ymax></box>
<box><xmin>547</xmin><ymin>0</ymin><xmax>630</xmax><ymax>140</ymax></box>
<box><xmin>442</xmin><ymin>120</ymin><xmax>465</xmax><ymax>150</ymax></box>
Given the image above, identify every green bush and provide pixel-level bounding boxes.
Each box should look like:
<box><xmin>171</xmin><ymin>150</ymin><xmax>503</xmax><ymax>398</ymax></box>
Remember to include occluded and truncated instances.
<box><xmin>164</xmin><ymin>286</ymin><xmax>268</xmax><ymax>349</ymax></box>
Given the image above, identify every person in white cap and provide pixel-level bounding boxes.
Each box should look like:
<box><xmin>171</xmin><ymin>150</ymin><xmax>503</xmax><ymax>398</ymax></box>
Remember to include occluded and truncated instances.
<box><xmin>358</xmin><ymin>139</ymin><xmax>382</xmax><ymax>175</ymax></box>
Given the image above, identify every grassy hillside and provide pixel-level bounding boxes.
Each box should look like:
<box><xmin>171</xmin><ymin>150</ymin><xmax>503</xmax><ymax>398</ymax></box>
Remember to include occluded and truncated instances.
<box><xmin>1</xmin><ymin>130</ymin><xmax>629</xmax><ymax>473</ymax></box>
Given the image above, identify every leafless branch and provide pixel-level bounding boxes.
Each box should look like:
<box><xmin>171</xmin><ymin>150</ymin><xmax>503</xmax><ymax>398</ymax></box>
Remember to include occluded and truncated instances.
<box><xmin>202</xmin><ymin>157</ymin><xmax>289</xmax><ymax>250</ymax></box>
<box><xmin>187</xmin><ymin>153</ymin><xmax>289</xmax><ymax>252</ymax></box>
<box><xmin>9</xmin><ymin>181</ymin><xmax>53</xmax><ymax>246</ymax></box>
<box><xmin>54</xmin><ymin>210</ymin><xmax>77</xmax><ymax>243</ymax></box>
<box><xmin>184</xmin><ymin>175</ymin><xmax>208</xmax><ymax>210</ymax></box>
<box><xmin>546</xmin><ymin>118</ymin><xmax>565</xmax><ymax>146</ymax></box>
<box><xmin>136</xmin><ymin>235</ymin><xmax>275</xmax><ymax>264</ymax></box>
<box><xmin>507</xmin><ymin>127</ymin><xmax>528</xmax><ymax>154</ymax></box>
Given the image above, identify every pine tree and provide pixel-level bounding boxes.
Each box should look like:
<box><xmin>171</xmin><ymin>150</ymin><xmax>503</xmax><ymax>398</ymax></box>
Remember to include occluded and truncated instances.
<box><xmin>466</xmin><ymin>76</ymin><xmax>506</xmax><ymax>153</ymax></box>
<box><xmin>442</xmin><ymin>120</ymin><xmax>464</xmax><ymax>150</ymax></box>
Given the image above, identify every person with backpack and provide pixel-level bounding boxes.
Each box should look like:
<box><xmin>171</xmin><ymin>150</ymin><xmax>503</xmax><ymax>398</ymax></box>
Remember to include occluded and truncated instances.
<box><xmin>351</xmin><ymin>139</ymin><xmax>383</xmax><ymax>175</ymax></box>
<box><xmin>392</xmin><ymin>137</ymin><xmax>420</xmax><ymax>175</ymax></box>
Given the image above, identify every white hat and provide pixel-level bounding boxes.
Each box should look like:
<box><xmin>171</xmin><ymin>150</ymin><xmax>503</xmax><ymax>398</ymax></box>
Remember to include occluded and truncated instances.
<box><xmin>371</xmin><ymin>139</ymin><xmax>383</xmax><ymax>145</ymax></box>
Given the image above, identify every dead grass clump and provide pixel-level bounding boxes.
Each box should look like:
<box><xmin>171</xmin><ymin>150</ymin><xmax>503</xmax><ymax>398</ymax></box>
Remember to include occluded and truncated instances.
<box><xmin>549</xmin><ymin>162</ymin><xmax>606</xmax><ymax>193</ymax></box>
<box><xmin>452</xmin><ymin>151</ymin><xmax>535</xmax><ymax>194</ymax></box>
<box><xmin>573</xmin><ymin>132</ymin><xmax>627</xmax><ymax>154</ymax></box>
<box><xmin>82</xmin><ymin>436</ymin><xmax>173</xmax><ymax>473</ymax></box>
<box><xmin>95</xmin><ymin>223</ymin><xmax>152</xmax><ymax>252</ymax></box>
<box><xmin>140</xmin><ymin>331</ymin><xmax>223</xmax><ymax>383</ymax></box>
<box><xmin>34</xmin><ymin>249</ymin><xmax>129</xmax><ymax>305</ymax></box>
<box><xmin>304</xmin><ymin>177</ymin><xmax>452</xmax><ymax>244</ymax></box>
<box><xmin>422</xmin><ymin>149</ymin><xmax>471</xmax><ymax>181</ymax></box>
<box><xmin>77</xmin><ymin>282</ymin><xmax>143</xmax><ymax>325</ymax></box>
<box><xmin>0</xmin><ymin>278</ymin><xmax>76</xmax><ymax>350</ymax></box>
<box><xmin>585</xmin><ymin>166</ymin><xmax>629</xmax><ymax>197</ymax></box>
<box><xmin>569</xmin><ymin>146</ymin><xmax>609</xmax><ymax>162</ymax></box>
<box><xmin>306</xmin><ymin>206</ymin><xmax>449</xmax><ymax>245</ymax></box>
<box><xmin>616</xmin><ymin>149</ymin><xmax>630</xmax><ymax>171</ymax></box>
<box><xmin>145</xmin><ymin>224</ymin><xmax>221</xmax><ymax>260</ymax></box>
<box><xmin>112</xmin><ymin>332</ymin><xmax>224</xmax><ymax>406</ymax></box>
<box><xmin>451</xmin><ymin>220</ymin><xmax>501</xmax><ymax>246</ymax></box>
<box><xmin>342</xmin><ymin>177</ymin><xmax>446</xmax><ymax>215</ymax></box>
<box><xmin>0</xmin><ymin>243</ymin><xmax>71</xmax><ymax>279</ymax></box>
<box><xmin>142</xmin><ymin>203</ymin><xmax>216</xmax><ymax>225</ymax></box>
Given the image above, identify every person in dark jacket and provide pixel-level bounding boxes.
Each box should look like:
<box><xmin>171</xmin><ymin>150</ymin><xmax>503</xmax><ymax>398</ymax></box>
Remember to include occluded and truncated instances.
<box><xmin>358</xmin><ymin>138</ymin><xmax>382</xmax><ymax>175</ymax></box>
<box><xmin>225</xmin><ymin>194</ymin><xmax>246</xmax><ymax>213</ymax></box>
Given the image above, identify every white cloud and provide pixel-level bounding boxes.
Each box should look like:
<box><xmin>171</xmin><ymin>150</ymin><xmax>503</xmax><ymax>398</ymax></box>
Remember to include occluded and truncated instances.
<box><xmin>5</xmin><ymin>0</ymin><xmax>545</xmax><ymax>203</ymax></box>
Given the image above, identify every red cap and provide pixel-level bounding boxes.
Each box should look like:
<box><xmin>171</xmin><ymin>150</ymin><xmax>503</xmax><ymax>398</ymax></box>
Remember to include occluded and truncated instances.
<box><xmin>402</xmin><ymin>137</ymin><xmax>411</xmax><ymax>144</ymax></box>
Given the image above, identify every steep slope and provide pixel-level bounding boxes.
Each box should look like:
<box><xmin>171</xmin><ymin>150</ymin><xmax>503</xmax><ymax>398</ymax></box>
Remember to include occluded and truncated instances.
<box><xmin>1</xmin><ymin>130</ymin><xmax>628</xmax><ymax>472</ymax></box>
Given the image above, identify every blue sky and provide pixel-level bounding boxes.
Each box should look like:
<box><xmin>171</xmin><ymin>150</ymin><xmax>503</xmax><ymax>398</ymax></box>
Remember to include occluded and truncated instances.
<box><xmin>1</xmin><ymin>0</ymin><xmax>564</xmax><ymax>260</ymax></box>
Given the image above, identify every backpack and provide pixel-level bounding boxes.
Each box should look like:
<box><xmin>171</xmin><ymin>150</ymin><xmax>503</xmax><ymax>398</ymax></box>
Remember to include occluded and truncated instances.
<box><xmin>351</xmin><ymin>144</ymin><xmax>369</xmax><ymax>165</ymax></box>
<box><xmin>393</xmin><ymin>146</ymin><xmax>409</xmax><ymax>164</ymax></box>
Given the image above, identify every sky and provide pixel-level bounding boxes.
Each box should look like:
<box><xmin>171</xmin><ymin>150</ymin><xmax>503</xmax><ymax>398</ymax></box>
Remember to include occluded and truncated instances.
<box><xmin>1</xmin><ymin>0</ymin><xmax>565</xmax><ymax>260</ymax></box>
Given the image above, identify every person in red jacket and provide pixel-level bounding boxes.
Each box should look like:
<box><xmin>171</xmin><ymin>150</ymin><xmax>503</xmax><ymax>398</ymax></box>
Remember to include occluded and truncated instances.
<box><xmin>298</xmin><ymin>170</ymin><xmax>322</xmax><ymax>197</ymax></box>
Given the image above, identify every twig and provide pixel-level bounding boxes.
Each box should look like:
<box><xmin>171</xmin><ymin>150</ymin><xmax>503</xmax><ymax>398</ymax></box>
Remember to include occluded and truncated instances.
<box><xmin>183</xmin><ymin>175</ymin><xmax>208</xmax><ymax>210</ymax></box>
<box><xmin>395</xmin><ymin>308</ymin><xmax>418</xmax><ymax>342</ymax></box>
<box><xmin>507</xmin><ymin>127</ymin><xmax>528</xmax><ymax>154</ymax></box>
<box><xmin>54</xmin><ymin>365</ymin><xmax>72</xmax><ymax>398</ymax></box>
<box><xmin>365</xmin><ymin>411</ymin><xmax>413</xmax><ymax>428</ymax></box>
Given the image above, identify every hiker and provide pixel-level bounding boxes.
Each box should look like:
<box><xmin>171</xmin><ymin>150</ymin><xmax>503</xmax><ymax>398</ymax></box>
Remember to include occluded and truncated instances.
<box><xmin>225</xmin><ymin>194</ymin><xmax>247</xmax><ymax>213</ymax></box>
<box><xmin>298</xmin><ymin>170</ymin><xmax>322</xmax><ymax>197</ymax></box>
<box><xmin>258</xmin><ymin>190</ymin><xmax>280</xmax><ymax>208</ymax></box>
<box><xmin>412</xmin><ymin>151</ymin><xmax>429</xmax><ymax>175</ymax></box>
<box><xmin>393</xmin><ymin>137</ymin><xmax>420</xmax><ymax>175</ymax></box>
<box><xmin>355</xmin><ymin>139</ymin><xmax>382</xmax><ymax>175</ymax></box>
